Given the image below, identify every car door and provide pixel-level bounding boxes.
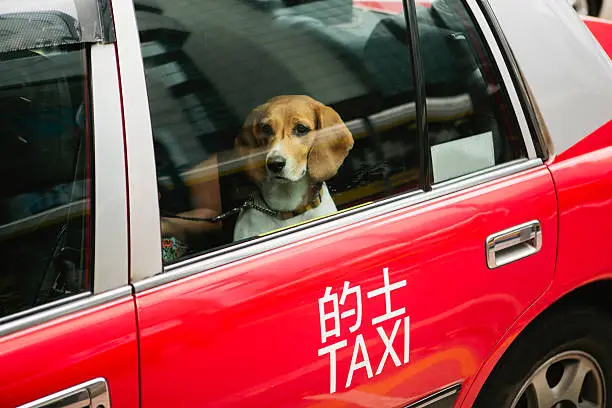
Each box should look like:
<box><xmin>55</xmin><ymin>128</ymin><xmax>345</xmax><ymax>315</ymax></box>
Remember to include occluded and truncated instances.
<box><xmin>0</xmin><ymin>2</ymin><xmax>138</xmax><ymax>407</ymax></box>
<box><xmin>119</xmin><ymin>0</ymin><xmax>556</xmax><ymax>406</ymax></box>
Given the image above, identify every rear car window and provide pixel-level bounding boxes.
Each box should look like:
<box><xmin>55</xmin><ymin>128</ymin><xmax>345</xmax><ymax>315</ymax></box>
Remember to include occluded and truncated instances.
<box><xmin>0</xmin><ymin>38</ymin><xmax>93</xmax><ymax>319</ymax></box>
<box><xmin>136</xmin><ymin>0</ymin><xmax>527</xmax><ymax>266</ymax></box>
<box><xmin>416</xmin><ymin>0</ymin><xmax>526</xmax><ymax>182</ymax></box>
<box><xmin>136</xmin><ymin>0</ymin><xmax>421</xmax><ymax>263</ymax></box>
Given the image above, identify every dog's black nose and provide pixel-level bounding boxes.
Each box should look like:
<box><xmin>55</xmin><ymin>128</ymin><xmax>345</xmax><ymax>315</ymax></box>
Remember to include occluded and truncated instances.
<box><xmin>266</xmin><ymin>156</ymin><xmax>286</xmax><ymax>173</ymax></box>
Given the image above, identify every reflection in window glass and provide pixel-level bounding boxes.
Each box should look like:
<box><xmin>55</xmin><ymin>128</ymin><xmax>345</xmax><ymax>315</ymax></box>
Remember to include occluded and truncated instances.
<box><xmin>415</xmin><ymin>0</ymin><xmax>526</xmax><ymax>183</ymax></box>
<box><xmin>136</xmin><ymin>0</ymin><xmax>421</xmax><ymax>264</ymax></box>
<box><xmin>0</xmin><ymin>45</ymin><xmax>93</xmax><ymax>319</ymax></box>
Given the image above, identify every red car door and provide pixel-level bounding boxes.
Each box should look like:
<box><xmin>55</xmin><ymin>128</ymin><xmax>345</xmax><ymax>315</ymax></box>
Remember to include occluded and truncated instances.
<box><xmin>121</xmin><ymin>0</ymin><xmax>556</xmax><ymax>406</ymax></box>
<box><xmin>0</xmin><ymin>3</ymin><xmax>137</xmax><ymax>406</ymax></box>
<box><xmin>134</xmin><ymin>164</ymin><xmax>555</xmax><ymax>408</ymax></box>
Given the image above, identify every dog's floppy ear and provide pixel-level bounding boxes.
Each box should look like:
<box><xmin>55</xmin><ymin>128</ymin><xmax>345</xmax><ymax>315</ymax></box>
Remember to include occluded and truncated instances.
<box><xmin>235</xmin><ymin>104</ymin><xmax>267</xmax><ymax>151</ymax></box>
<box><xmin>308</xmin><ymin>103</ymin><xmax>354</xmax><ymax>182</ymax></box>
<box><xmin>235</xmin><ymin>103</ymin><xmax>269</xmax><ymax>183</ymax></box>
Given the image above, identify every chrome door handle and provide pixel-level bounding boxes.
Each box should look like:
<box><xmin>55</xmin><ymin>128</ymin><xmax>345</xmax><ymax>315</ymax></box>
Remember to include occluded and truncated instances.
<box><xmin>17</xmin><ymin>378</ymin><xmax>110</xmax><ymax>408</ymax></box>
<box><xmin>486</xmin><ymin>220</ymin><xmax>542</xmax><ymax>269</ymax></box>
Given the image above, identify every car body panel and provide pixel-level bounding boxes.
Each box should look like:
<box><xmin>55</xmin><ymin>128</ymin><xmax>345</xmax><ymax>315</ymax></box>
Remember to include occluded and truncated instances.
<box><xmin>486</xmin><ymin>0</ymin><xmax>612</xmax><ymax>157</ymax></box>
<box><xmin>546</xmin><ymin>120</ymin><xmax>612</xmax><ymax>292</ymax></box>
<box><xmin>112</xmin><ymin>0</ymin><xmax>162</xmax><ymax>283</ymax></box>
<box><xmin>584</xmin><ymin>16</ymin><xmax>612</xmax><ymax>57</ymax></box>
<box><xmin>136</xmin><ymin>164</ymin><xmax>556</xmax><ymax>407</ymax></box>
<box><xmin>454</xmin><ymin>120</ymin><xmax>612</xmax><ymax>408</ymax></box>
<box><xmin>0</xmin><ymin>2</ymin><xmax>136</xmax><ymax>407</ymax></box>
<box><xmin>90</xmin><ymin>43</ymin><xmax>130</xmax><ymax>293</ymax></box>
<box><xmin>0</xmin><ymin>295</ymin><xmax>139</xmax><ymax>408</ymax></box>
<box><xmin>0</xmin><ymin>0</ymin><xmax>610</xmax><ymax>406</ymax></box>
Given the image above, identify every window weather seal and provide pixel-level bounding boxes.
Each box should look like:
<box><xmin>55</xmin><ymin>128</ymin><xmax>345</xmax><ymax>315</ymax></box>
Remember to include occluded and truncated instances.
<box><xmin>403</xmin><ymin>0</ymin><xmax>432</xmax><ymax>191</ymax></box>
<box><xmin>405</xmin><ymin>383</ymin><xmax>462</xmax><ymax>408</ymax></box>
<box><xmin>472</xmin><ymin>0</ymin><xmax>548</xmax><ymax>160</ymax></box>
<box><xmin>0</xmin><ymin>286</ymin><xmax>131</xmax><ymax>338</ymax></box>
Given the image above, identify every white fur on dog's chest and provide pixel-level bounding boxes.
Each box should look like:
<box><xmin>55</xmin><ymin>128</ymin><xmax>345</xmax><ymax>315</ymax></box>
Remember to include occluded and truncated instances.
<box><xmin>233</xmin><ymin>184</ymin><xmax>337</xmax><ymax>241</ymax></box>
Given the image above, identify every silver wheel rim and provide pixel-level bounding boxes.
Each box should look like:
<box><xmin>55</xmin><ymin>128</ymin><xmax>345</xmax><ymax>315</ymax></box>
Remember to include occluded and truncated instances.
<box><xmin>569</xmin><ymin>0</ymin><xmax>590</xmax><ymax>15</ymax></box>
<box><xmin>510</xmin><ymin>350</ymin><xmax>605</xmax><ymax>408</ymax></box>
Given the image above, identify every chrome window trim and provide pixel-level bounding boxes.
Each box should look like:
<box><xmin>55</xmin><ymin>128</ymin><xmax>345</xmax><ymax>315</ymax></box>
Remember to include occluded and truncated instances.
<box><xmin>133</xmin><ymin>158</ymin><xmax>542</xmax><ymax>292</ymax></box>
<box><xmin>91</xmin><ymin>43</ymin><xmax>129</xmax><ymax>292</ymax></box>
<box><xmin>0</xmin><ymin>292</ymin><xmax>91</xmax><ymax>327</ymax></box>
<box><xmin>0</xmin><ymin>286</ymin><xmax>132</xmax><ymax>338</ymax></box>
<box><xmin>112</xmin><ymin>0</ymin><xmax>163</xmax><ymax>282</ymax></box>
<box><xmin>472</xmin><ymin>0</ymin><xmax>548</xmax><ymax>160</ymax></box>
<box><xmin>462</xmin><ymin>0</ymin><xmax>538</xmax><ymax>160</ymax></box>
<box><xmin>406</xmin><ymin>383</ymin><xmax>461</xmax><ymax>408</ymax></box>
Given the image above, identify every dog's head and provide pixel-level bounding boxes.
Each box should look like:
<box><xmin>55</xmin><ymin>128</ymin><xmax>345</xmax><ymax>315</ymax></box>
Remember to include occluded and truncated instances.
<box><xmin>235</xmin><ymin>95</ymin><xmax>354</xmax><ymax>185</ymax></box>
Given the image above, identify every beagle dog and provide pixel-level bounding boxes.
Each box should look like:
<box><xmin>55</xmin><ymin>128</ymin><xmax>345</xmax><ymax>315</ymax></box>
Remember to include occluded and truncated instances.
<box><xmin>233</xmin><ymin>95</ymin><xmax>354</xmax><ymax>241</ymax></box>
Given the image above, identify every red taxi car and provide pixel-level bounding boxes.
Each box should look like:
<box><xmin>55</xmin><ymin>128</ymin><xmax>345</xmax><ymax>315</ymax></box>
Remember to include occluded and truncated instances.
<box><xmin>1</xmin><ymin>0</ymin><xmax>611</xmax><ymax>407</ymax></box>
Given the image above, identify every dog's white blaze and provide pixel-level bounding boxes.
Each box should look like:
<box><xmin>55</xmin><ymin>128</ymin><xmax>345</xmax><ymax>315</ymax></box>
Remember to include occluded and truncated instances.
<box><xmin>266</xmin><ymin>142</ymin><xmax>305</xmax><ymax>182</ymax></box>
<box><xmin>233</xmin><ymin>183</ymin><xmax>337</xmax><ymax>241</ymax></box>
<box><xmin>268</xmin><ymin>141</ymin><xmax>282</xmax><ymax>156</ymax></box>
<box><xmin>261</xmin><ymin>176</ymin><xmax>309</xmax><ymax>212</ymax></box>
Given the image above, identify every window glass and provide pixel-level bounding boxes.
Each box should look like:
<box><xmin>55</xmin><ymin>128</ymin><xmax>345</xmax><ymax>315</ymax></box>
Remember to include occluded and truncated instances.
<box><xmin>415</xmin><ymin>0</ymin><xmax>526</xmax><ymax>183</ymax></box>
<box><xmin>0</xmin><ymin>44</ymin><xmax>93</xmax><ymax>319</ymax></box>
<box><xmin>136</xmin><ymin>0</ymin><xmax>421</xmax><ymax>264</ymax></box>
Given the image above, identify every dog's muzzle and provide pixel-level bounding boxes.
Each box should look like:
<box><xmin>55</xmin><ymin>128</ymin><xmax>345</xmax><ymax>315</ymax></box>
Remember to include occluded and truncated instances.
<box><xmin>266</xmin><ymin>156</ymin><xmax>286</xmax><ymax>173</ymax></box>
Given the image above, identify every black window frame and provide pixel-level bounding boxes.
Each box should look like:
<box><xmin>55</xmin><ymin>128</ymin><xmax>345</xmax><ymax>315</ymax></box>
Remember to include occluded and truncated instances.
<box><xmin>471</xmin><ymin>0</ymin><xmax>548</xmax><ymax>161</ymax></box>
<box><xmin>0</xmin><ymin>0</ymin><xmax>114</xmax><ymax>324</ymax></box>
<box><xmin>404</xmin><ymin>0</ymin><xmax>538</xmax><ymax>190</ymax></box>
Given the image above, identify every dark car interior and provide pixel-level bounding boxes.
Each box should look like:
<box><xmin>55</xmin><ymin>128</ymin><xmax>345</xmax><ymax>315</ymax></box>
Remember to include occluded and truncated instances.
<box><xmin>0</xmin><ymin>12</ymin><xmax>90</xmax><ymax>318</ymax></box>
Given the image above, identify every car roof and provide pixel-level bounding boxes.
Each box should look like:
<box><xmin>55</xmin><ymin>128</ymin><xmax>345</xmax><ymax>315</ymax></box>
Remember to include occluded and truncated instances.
<box><xmin>488</xmin><ymin>0</ymin><xmax>612</xmax><ymax>157</ymax></box>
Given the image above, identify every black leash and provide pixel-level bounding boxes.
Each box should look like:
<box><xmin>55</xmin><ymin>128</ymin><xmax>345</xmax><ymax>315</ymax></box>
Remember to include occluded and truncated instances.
<box><xmin>161</xmin><ymin>182</ymin><xmax>324</xmax><ymax>222</ymax></box>
<box><xmin>161</xmin><ymin>196</ymin><xmax>278</xmax><ymax>223</ymax></box>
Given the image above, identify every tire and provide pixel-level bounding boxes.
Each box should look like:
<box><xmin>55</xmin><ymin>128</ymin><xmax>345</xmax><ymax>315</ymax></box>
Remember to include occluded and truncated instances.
<box><xmin>474</xmin><ymin>307</ymin><xmax>612</xmax><ymax>408</ymax></box>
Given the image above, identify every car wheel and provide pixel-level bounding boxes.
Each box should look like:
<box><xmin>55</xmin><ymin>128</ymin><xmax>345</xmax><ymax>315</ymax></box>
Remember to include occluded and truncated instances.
<box><xmin>569</xmin><ymin>0</ymin><xmax>601</xmax><ymax>16</ymax></box>
<box><xmin>474</xmin><ymin>307</ymin><xmax>612</xmax><ymax>408</ymax></box>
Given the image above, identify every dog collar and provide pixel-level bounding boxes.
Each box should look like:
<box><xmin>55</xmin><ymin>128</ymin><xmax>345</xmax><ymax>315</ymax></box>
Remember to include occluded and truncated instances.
<box><xmin>161</xmin><ymin>184</ymin><xmax>325</xmax><ymax>225</ymax></box>
<box><xmin>255</xmin><ymin>183</ymin><xmax>324</xmax><ymax>220</ymax></box>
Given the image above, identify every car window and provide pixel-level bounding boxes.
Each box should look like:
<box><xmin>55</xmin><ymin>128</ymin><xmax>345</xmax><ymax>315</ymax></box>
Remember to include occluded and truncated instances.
<box><xmin>415</xmin><ymin>0</ymin><xmax>526</xmax><ymax>182</ymax></box>
<box><xmin>0</xmin><ymin>44</ymin><xmax>93</xmax><ymax>319</ymax></box>
<box><xmin>136</xmin><ymin>0</ymin><xmax>422</xmax><ymax>264</ymax></box>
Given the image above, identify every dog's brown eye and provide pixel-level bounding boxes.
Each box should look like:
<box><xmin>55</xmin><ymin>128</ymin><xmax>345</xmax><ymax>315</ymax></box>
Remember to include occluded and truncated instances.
<box><xmin>261</xmin><ymin>124</ymin><xmax>274</xmax><ymax>136</ymax></box>
<box><xmin>294</xmin><ymin>124</ymin><xmax>310</xmax><ymax>136</ymax></box>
